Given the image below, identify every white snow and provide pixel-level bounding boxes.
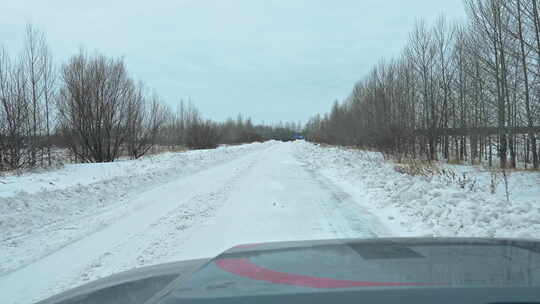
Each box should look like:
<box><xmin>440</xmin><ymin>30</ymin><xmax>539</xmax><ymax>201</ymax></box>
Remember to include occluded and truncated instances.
<box><xmin>0</xmin><ymin>142</ymin><xmax>277</xmax><ymax>276</ymax></box>
<box><xmin>0</xmin><ymin>140</ymin><xmax>539</xmax><ymax>304</ymax></box>
<box><xmin>295</xmin><ymin>141</ymin><xmax>540</xmax><ymax>238</ymax></box>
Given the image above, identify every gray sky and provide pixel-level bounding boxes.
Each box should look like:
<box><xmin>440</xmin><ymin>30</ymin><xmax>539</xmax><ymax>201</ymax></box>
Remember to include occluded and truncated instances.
<box><xmin>2</xmin><ymin>0</ymin><xmax>466</xmax><ymax>123</ymax></box>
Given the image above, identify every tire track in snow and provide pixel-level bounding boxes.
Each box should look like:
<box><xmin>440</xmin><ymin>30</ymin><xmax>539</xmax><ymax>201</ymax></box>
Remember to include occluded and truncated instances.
<box><xmin>51</xmin><ymin>148</ymin><xmax>261</xmax><ymax>297</ymax></box>
<box><xmin>0</xmin><ymin>143</ymin><xmax>274</xmax><ymax>277</ymax></box>
<box><xmin>305</xmin><ymin>164</ymin><xmax>377</xmax><ymax>239</ymax></box>
<box><xmin>0</xmin><ymin>144</ymin><xmax>275</xmax><ymax>304</ymax></box>
<box><xmin>293</xmin><ymin>145</ymin><xmax>380</xmax><ymax>239</ymax></box>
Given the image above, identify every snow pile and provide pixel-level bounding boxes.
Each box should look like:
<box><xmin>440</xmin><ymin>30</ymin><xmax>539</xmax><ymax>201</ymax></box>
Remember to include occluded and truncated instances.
<box><xmin>0</xmin><ymin>141</ymin><xmax>277</xmax><ymax>275</ymax></box>
<box><xmin>0</xmin><ymin>142</ymin><xmax>277</xmax><ymax>197</ymax></box>
<box><xmin>295</xmin><ymin>141</ymin><xmax>540</xmax><ymax>239</ymax></box>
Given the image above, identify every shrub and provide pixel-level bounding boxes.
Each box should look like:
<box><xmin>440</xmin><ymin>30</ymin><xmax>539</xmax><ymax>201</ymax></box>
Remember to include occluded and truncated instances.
<box><xmin>185</xmin><ymin>120</ymin><xmax>221</xmax><ymax>149</ymax></box>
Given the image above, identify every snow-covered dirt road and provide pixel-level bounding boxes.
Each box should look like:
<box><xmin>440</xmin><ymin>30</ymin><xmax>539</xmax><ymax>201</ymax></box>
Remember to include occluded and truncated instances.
<box><xmin>2</xmin><ymin>140</ymin><xmax>539</xmax><ymax>304</ymax></box>
<box><xmin>0</xmin><ymin>142</ymin><xmax>384</xmax><ymax>304</ymax></box>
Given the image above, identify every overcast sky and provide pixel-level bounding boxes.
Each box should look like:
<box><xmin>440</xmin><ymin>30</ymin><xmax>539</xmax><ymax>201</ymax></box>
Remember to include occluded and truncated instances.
<box><xmin>2</xmin><ymin>0</ymin><xmax>466</xmax><ymax>123</ymax></box>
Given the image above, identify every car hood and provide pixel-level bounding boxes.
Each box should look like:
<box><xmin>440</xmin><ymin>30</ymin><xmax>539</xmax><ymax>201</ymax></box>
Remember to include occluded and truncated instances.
<box><xmin>37</xmin><ymin>238</ymin><xmax>540</xmax><ymax>304</ymax></box>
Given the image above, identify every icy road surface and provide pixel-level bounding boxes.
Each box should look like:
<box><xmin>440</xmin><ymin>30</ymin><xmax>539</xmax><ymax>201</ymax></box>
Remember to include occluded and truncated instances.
<box><xmin>0</xmin><ymin>142</ymin><xmax>387</xmax><ymax>304</ymax></box>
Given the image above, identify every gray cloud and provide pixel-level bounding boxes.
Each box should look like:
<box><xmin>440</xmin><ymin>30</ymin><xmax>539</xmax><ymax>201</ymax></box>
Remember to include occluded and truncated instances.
<box><xmin>1</xmin><ymin>0</ymin><xmax>466</xmax><ymax>123</ymax></box>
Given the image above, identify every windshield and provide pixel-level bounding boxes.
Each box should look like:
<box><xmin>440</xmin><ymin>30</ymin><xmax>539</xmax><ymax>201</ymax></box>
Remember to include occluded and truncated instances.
<box><xmin>0</xmin><ymin>1</ymin><xmax>539</xmax><ymax>304</ymax></box>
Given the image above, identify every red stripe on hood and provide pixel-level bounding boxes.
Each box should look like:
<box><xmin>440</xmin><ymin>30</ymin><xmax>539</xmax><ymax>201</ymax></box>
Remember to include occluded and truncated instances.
<box><xmin>215</xmin><ymin>258</ymin><xmax>442</xmax><ymax>289</ymax></box>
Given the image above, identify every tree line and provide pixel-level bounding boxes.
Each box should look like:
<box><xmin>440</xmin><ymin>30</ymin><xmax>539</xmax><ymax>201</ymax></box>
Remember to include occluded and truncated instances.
<box><xmin>0</xmin><ymin>25</ymin><xmax>299</xmax><ymax>171</ymax></box>
<box><xmin>305</xmin><ymin>0</ymin><xmax>540</xmax><ymax>169</ymax></box>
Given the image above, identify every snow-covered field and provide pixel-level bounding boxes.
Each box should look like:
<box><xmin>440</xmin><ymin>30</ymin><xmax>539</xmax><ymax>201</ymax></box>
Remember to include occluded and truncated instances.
<box><xmin>0</xmin><ymin>140</ymin><xmax>539</xmax><ymax>304</ymax></box>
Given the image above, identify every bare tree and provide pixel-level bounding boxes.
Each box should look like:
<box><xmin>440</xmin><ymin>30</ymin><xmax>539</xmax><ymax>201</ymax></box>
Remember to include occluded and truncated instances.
<box><xmin>407</xmin><ymin>19</ymin><xmax>438</xmax><ymax>160</ymax></box>
<box><xmin>306</xmin><ymin>1</ymin><xmax>540</xmax><ymax>170</ymax></box>
<box><xmin>126</xmin><ymin>87</ymin><xmax>167</xmax><ymax>159</ymax></box>
<box><xmin>0</xmin><ymin>46</ymin><xmax>32</xmax><ymax>170</ymax></box>
<box><xmin>57</xmin><ymin>51</ymin><xmax>134</xmax><ymax>162</ymax></box>
<box><xmin>433</xmin><ymin>15</ymin><xmax>457</xmax><ymax>161</ymax></box>
<box><xmin>22</xmin><ymin>24</ymin><xmax>50</xmax><ymax>166</ymax></box>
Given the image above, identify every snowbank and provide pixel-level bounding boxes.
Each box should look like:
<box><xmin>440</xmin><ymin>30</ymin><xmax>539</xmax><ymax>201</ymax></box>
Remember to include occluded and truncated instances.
<box><xmin>295</xmin><ymin>141</ymin><xmax>540</xmax><ymax>239</ymax></box>
<box><xmin>0</xmin><ymin>141</ymin><xmax>277</xmax><ymax>275</ymax></box>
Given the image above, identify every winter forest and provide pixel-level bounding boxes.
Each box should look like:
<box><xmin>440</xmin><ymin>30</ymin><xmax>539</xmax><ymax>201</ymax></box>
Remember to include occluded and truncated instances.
<box><xmin>306</xmin><ymin>0</ymin><xmax>540</xmax><ymax>170</ymax></box>
<box><xmin>0</xmin><ymin>26</ymin><xmax>301</xmax><ymax>170</ymax></box>
<box><xmin>4</xmin><ymin>0</ymin><xmax>540</xmax><ymax>172</ymax></box>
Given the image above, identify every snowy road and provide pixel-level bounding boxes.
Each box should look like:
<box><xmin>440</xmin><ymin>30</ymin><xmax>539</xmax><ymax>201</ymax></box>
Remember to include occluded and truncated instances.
<box><xmin>0</xmin><ymin>142</ymin><xmax>380</xmax><ymax>304</ymax></box>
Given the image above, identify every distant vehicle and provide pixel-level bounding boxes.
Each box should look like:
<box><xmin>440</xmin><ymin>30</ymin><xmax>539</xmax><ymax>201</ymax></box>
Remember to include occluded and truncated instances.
<box><xmin>292</xmin><ymin>134</ymin><xmax>304</xmax><ymax>140</ymax></box>
<box><xmin>36</xmin><ymin>238</ymin><xmax>540</xmax><ymax>304</ymax></box>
